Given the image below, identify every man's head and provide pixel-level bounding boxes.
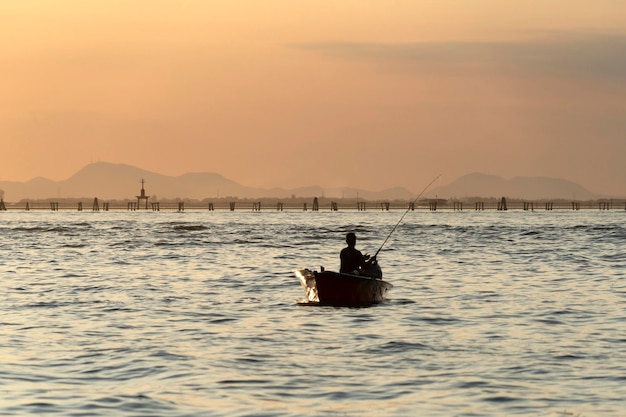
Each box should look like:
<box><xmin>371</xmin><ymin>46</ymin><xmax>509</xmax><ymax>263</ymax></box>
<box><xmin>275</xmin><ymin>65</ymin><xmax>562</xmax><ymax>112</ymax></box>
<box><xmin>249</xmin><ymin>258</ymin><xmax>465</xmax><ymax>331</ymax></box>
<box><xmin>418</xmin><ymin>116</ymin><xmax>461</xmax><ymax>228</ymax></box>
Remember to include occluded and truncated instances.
<box><xmin>346</xmin><ymin>232</ymin><xmax>357</xmax><ymax>247</ymax></box>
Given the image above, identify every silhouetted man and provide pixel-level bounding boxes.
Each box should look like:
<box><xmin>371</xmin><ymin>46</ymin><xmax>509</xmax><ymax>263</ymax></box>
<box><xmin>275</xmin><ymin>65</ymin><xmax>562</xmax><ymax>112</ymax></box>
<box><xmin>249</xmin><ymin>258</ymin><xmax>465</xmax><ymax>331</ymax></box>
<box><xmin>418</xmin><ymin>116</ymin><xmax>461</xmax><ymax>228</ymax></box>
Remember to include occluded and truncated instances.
<box><xmin>340</xmin><ymin>232</ymin><xmax>371</xmax><ymax>274</ymax></box>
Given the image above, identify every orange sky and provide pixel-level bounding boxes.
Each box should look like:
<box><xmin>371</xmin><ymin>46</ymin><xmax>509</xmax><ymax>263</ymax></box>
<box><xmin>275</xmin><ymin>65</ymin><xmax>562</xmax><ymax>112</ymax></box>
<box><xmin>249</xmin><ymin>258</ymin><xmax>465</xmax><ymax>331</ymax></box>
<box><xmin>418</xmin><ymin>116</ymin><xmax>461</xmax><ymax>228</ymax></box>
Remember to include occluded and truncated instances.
<box><xmin>2</xmin><ymin>1</ymin><xmax>625</xmax><ymax>195</ymax></box>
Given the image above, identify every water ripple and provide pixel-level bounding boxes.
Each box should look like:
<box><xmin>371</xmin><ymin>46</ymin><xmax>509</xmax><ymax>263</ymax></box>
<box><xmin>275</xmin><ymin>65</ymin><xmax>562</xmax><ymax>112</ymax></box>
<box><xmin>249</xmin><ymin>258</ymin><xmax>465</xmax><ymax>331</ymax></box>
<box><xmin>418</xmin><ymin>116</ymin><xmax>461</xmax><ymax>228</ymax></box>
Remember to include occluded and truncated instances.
<box><xmin>1</xmin><ymin>211</ymin><xmax>625</xmax><ymax>416</ymax></box>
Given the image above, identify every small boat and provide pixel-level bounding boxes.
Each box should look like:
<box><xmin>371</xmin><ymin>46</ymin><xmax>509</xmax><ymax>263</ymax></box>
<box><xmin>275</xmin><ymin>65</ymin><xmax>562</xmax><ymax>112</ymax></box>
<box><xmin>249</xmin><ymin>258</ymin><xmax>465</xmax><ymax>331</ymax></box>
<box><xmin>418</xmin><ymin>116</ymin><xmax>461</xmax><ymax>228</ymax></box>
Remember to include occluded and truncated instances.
<box><xmin>294</xmin><ymin>267</ymin><xmax>393</xmax><ymax>307</ymax></box>
<box><xmin>291</xmin><ymin>177</ymin><xmax>439</xmax><ymax>306</ymax></box>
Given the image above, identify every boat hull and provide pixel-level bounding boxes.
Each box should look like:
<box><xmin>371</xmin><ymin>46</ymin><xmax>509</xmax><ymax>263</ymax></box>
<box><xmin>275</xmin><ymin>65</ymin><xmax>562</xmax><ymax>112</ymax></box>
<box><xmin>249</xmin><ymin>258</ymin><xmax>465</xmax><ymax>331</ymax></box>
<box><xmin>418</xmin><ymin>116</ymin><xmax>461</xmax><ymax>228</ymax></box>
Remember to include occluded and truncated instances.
<box><xmin>295</xmin><ymin>269</ymin><xmax>392</xmax><ymax>306</ymax></box>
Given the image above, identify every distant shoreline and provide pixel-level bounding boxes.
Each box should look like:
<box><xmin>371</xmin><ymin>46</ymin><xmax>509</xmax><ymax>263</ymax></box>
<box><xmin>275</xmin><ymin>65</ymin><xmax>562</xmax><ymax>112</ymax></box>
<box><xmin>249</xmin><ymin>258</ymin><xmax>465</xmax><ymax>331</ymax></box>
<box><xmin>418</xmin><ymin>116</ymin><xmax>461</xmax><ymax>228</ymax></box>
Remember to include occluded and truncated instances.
<box><xmin>1</xmin><ymin>196</ymin><xmax>624</xmax><ymax>212</ymax></box>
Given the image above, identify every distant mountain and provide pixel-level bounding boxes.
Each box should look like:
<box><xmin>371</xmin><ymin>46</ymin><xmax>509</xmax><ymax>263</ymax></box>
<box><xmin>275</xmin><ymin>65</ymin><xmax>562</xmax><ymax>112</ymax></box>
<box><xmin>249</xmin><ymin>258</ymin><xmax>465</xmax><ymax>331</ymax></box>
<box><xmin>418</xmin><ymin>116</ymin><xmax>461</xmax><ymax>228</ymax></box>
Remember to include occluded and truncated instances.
<box><xmin>0</xmin><ymin>162</ymin><xmax>415</xmax><ymax>201</ymax></box>
<box><xmin>428</xmin><ymin>172</ymin><xmax>602</xmax><ymax>200</ymax></box>
<box><xmin>0</xmin><ymin>177</ymin><xmax>60</xmax><ymax>201</ymax></box>
<box><xmin>0</xmin><ymin>164</ymin><xmax>605</xmax><ymax>202</ymax></box>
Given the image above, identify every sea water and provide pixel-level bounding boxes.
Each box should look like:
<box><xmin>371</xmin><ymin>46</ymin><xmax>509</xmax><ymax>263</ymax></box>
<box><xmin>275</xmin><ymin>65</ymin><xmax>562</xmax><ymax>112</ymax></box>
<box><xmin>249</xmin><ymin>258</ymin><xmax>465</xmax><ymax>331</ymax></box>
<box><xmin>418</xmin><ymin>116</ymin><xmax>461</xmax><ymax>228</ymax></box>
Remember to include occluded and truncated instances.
<box><xmin>1</xmin><ymin>210</ymin><xmax>625</xmax><ymax>416</ymax></box>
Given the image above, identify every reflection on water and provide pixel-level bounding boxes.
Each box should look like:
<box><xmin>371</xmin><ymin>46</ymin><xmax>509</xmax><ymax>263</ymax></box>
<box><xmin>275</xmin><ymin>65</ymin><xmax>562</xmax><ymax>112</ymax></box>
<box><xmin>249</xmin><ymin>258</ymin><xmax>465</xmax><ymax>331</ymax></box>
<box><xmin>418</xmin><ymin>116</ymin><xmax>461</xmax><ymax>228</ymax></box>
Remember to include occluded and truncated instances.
<box><xmin>1</xmin><ymin>211</ymin><xmax>625</xmax><ymax>416</ymax></box>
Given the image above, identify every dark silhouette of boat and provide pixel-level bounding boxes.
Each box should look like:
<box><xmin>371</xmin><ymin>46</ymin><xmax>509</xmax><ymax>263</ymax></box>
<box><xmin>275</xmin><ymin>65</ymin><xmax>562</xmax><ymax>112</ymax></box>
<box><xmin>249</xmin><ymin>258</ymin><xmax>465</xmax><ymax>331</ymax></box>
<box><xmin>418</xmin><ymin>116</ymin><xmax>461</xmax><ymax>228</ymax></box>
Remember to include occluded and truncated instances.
<box><xmin>295</xmin><ymin>268</ymin><xmax>393</xmax><ymax>307</ymax></box>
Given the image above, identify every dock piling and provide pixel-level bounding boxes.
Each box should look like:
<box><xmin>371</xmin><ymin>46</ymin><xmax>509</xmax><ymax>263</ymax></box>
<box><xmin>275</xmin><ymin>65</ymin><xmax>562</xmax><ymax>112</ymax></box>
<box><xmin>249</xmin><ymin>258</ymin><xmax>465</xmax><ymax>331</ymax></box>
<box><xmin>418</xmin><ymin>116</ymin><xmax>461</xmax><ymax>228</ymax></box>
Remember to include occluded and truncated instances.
<box><xmin>497</xmin><ymin>197</ymin><xmax>507</xmax><ymax>211</ymax></box>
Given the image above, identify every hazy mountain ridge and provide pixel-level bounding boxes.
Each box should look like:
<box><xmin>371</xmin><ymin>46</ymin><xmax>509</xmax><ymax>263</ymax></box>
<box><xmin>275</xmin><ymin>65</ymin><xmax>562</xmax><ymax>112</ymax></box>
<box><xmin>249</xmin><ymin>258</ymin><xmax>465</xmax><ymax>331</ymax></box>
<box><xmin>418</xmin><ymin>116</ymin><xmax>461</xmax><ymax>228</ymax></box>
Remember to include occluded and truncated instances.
<box><xmin>0</xmin><ymin>163</ymin><xmax>608</xmax><ymax>202</ymax></box>
<box><xmin>427</xmin><ymin>172</ymin><xmax>604</xmax><ymax>200</ymax></box>
<box><xmin>0</xmin><ymin>162</ymin><xmax>415</xmax><ymax>201</ymax></box>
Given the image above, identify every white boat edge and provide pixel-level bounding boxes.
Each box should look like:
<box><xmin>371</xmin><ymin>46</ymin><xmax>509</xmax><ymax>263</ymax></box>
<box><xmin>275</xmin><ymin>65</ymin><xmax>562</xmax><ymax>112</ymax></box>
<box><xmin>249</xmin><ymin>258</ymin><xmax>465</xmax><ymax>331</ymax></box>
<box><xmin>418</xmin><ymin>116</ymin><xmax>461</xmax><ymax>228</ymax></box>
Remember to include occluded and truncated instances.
<box><xmin>294</xmin><ymin>269</ymin><xmax>319</xmax><ymax>303</ymax></box>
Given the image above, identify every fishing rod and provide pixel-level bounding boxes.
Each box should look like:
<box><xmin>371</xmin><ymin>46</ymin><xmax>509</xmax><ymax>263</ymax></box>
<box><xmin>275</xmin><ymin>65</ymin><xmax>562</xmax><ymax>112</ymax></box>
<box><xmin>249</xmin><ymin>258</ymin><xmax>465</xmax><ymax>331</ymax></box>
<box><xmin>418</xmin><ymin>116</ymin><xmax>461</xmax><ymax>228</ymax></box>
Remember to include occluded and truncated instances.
<box><xmin>373</xmin><ymin>174</ymin><xmax>442</xmax><ymax>259</ymax></box>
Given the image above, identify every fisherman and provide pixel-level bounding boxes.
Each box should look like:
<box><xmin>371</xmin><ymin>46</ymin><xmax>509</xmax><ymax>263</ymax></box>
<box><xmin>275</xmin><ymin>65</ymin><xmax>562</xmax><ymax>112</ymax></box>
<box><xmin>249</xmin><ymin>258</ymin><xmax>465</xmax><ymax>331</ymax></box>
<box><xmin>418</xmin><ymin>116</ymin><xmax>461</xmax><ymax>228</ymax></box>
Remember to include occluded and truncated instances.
<box><xmin>340</xmin><ymin>232</ymin><xmax>372</xmax><ymax>275</ymax></box>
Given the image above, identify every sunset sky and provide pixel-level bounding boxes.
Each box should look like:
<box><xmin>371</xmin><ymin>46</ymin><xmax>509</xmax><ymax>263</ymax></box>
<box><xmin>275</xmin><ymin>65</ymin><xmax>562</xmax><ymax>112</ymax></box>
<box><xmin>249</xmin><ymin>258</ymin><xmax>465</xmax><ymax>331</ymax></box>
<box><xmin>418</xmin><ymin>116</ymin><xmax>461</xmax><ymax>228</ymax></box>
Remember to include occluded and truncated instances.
<box><xmin>1</xmin><ymin>1</ymin><xmax>625</xmax><ymax>195</ymax></box>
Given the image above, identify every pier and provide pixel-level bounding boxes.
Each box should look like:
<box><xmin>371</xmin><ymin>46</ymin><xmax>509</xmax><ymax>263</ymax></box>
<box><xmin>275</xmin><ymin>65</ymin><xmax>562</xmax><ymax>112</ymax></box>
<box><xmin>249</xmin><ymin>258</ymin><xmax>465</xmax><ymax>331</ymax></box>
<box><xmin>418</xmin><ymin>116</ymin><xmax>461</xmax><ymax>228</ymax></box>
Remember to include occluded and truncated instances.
<box><xmin>1</xmin><ymin>180</ymin><xmax>625</xmax><ymax>213</ymax></box>
<box><xmin>1</xmin><ymin>198</ymin><xmax>625</xmax><ymax>212</ymax></box>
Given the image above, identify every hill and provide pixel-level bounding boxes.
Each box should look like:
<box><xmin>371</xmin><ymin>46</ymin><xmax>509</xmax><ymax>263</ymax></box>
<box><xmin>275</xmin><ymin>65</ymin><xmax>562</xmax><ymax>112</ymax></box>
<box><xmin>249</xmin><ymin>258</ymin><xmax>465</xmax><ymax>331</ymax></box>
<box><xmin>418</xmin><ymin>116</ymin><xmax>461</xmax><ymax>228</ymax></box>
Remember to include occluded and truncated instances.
<box><xmin>0</xmin><ymin>164</ymin><xmax>607</xmax><ymax>202</ymax></box>
<box><xmin>0</xmin><ymin>162</ymin><xmax>415</xmax><ymax>201</ymax></box>
<box><xmin>428</xmin><ymin>172</ymin><xmax>602</xmax><ymax>200</ymax></box>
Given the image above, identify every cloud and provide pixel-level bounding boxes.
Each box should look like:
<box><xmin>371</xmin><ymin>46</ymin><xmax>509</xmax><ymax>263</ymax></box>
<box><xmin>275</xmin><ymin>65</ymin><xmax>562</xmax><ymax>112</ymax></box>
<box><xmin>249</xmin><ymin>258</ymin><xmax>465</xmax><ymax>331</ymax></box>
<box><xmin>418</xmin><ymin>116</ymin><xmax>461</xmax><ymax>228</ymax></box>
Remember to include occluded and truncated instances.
<box><xmin>292</xmin><ymin>32</ymin><xmax>626</xmax><ymax>80</ymax></box>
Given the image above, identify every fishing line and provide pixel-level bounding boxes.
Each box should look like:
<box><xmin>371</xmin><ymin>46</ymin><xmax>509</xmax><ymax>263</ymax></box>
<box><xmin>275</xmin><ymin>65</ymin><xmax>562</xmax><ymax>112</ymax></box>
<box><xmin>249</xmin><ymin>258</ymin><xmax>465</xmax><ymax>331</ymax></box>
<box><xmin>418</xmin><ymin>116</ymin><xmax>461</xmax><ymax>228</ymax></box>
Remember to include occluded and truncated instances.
<box><xmin>373</xmin><ymin>174</ymin><xmax>442</xmax><ymax>259</ymax></box>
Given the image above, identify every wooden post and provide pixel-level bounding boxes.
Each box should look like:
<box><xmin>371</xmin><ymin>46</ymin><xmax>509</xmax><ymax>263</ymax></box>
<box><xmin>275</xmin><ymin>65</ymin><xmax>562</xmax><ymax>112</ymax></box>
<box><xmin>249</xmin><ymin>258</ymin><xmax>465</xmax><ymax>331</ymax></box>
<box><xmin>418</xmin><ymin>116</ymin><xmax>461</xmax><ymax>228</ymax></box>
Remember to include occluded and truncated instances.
<box><xmin>51</xmin><ymin>202</ymin><xmax>59</xmax><ymax>211</ymax></box>
<box><xmin>25</xmin><ymin>202</ymin><xmax>30</xmax><ymax>211</ymax></box>
<box><xmin>453</xmin><ymin>202</ymin><xmax>463</xmax><ymax>211</ymax></box>
<box><xmin>103</xmin><ymin>202</ymin><xmax>109</xmax><ymax>211</ymax></box>
<box><xmin>178</xmin><ymin>202</ymin><xmax>185</xmax><ymax>212</ymax></box>
<box><xmin>545</xmin><ymin>202</ymin><xmax>553</xmax><ymax>211</ymax></box>
<box><xmin>312</xmin><ymin>197</ymin><xmax>319</xmax><ymax>211</ymax></box>
<box><xmin>92</xmin><ymin>198</ymin><xmax>100</xmax><ymax>211</ymax></box>
<box><xmin>230</xmin><ymin>202</ymin><xmax>236</xmax><ymax>211</ymax></box>
<box><xmin>208</xmin><ymin>202</ymin><xmax>214</xmax><ymax>211</ymax></box>
<box><xmin>498</xmin><ymin>197</ymin><xmax>507</xmax><ymax>211</ymax></box>
<box><xmin>303</xmin><ymin>202</ymin><xmax>307</xmax><ymax>211</ymax></box>
<box><xmin>330</xmin><ymin>201</ymin><xmax>338</xmax><ymax>211</ymax></box>
<box><xmin>77</xmin><ymin>202</ymin><xmax>83</xmax><ymax>211</ymax></box>
<box><xmin>357</xmin><ymin>202</ymin><xmax>366</xmax><ymax>211</ymax></box>
<box><xmin>151</xmin><ymin>202</ymin><xmax>160</xmax><ymax>211</ymax></box>
<box><xmin>429</xmin><ymin>201</ymin><xmax>437</xmax><ymax>211</ymax></box>
<box><xmin>408</xmin><ymin>202</ymin><xmax>415</xmax><ymax>211</ymax></box>
<box><xmin>380</xmin><ymin>202</ymin><xmax>389</xmax><ymax>211</ymax></box>
<box><xmin>0</xmin><ymin>199</ymin><xmax>6</xmax><ymax>211</ymax></box>
<box><xmin>276</xmin><ymin>202</ymin><xmax>283</xmax><ymax>211</ymax></box>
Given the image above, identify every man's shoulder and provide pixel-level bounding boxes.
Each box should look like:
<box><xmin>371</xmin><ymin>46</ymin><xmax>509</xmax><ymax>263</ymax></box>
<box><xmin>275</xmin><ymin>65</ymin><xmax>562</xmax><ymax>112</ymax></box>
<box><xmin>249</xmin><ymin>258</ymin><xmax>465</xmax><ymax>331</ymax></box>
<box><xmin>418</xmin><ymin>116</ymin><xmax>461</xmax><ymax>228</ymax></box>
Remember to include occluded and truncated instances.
<box><xmin>341</xmin><ymin>247</ymin><xmax>360</xmax><ymax>256</ymax></box>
